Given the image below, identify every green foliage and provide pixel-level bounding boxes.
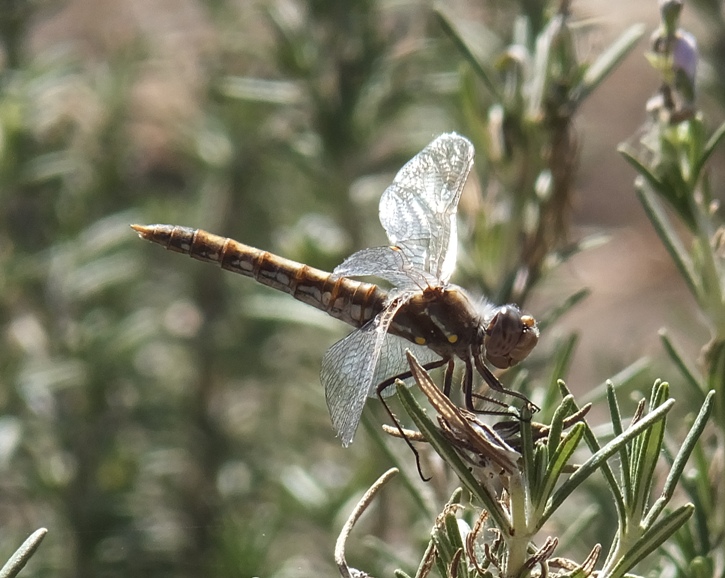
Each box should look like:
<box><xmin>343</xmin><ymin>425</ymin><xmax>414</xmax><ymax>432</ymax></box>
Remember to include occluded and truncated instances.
<box><xmin>385</xmin><ymin>356</ymin><xmax>712</xmax><ymax>578</ymax></box>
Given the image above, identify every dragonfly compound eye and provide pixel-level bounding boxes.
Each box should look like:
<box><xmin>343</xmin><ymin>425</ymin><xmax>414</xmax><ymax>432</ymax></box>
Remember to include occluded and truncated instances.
<box><xmin>484</xmin><ymin>307</ymin><xmax>540</xmax><ymax>369</ymax></box>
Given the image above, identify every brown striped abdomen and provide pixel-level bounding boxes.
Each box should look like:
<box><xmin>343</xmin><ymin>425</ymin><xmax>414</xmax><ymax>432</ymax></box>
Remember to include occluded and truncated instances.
<box><xmin>132</xmin><ymin>224</ymin><xmax>387</xmax><ymax>328</ymax></box>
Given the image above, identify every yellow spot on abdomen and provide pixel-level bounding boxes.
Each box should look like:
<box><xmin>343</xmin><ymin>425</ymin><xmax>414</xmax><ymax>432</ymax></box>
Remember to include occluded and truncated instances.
<box><xmin>447</xmin><ymin>334</ymin><xmax>458</xmax><ymax>344</ymax></box>
<box><xmin>415</xmin><ymin>336</ymin><xmax>426</xmax><ymax>345</ymax></box>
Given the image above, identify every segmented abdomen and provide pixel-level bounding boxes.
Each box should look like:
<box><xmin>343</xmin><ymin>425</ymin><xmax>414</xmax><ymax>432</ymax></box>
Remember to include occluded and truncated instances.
<box><xmin>132</xmin><ymin>224</ymin><xmax>386</xmax><ymax>328</ymax></box>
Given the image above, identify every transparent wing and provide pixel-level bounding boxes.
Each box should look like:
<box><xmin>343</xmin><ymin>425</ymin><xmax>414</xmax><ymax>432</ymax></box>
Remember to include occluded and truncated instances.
<box><xmin>370</xmin><ymin>334</ymin><xmax>441</xmax><ymax>398</ymax></box>
<box><xmin>321</xmin><ymin>293</ymin><xmax>414</xmax><ymax>446</ymax></box>
<box><xmin>379</xmin><ymin>132</ymin><xmax>474</xmax><ymax>283</ymax></box>
<box><xmin>332</xmin><ymin>246</ymin><xmax>434</xmax><ymax>290</ymax></box>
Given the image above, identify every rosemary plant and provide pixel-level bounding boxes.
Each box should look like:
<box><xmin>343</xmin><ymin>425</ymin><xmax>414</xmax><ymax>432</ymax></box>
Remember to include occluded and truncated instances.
<box><xmin>334</xmin><ymin>354</ymin><xmax>713</xmax><ymax>578</ymax></box>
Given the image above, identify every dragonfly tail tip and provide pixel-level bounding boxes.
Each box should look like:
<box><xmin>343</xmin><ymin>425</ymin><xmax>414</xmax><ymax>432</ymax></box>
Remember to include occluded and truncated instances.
<box><xmin>130</xmin><ymin>224</ymin><xmax>151</xmax><ymax>238</ymax></box>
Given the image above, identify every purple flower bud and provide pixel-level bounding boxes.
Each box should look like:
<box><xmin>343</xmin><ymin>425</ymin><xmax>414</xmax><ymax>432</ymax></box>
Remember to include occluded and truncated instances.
<box><xmin>673</xmin><ymin>29</ymin><xmax>698</xmax><ymax>85</ymax></box>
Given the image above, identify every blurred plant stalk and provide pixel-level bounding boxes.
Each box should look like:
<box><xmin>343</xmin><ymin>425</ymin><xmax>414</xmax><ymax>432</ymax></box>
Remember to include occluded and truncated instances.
<box><xmin>618</xmin><ymin>1</ymin><xmax>725</xmax><ymax>575</ymax></box>
<box><xmin>437</xmin><ymin>1</ymin><xmax>645</xmax><ymax>305</ymax></box>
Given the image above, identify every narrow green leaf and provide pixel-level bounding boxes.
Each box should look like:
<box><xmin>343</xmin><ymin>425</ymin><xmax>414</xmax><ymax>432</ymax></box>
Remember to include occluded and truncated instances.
<box><xmin>0</xmin><ymin>528</ymin><xmax>48</xmax><ymax>578</ymax></box>
<box><xmin>619</xmin><ymin>145</ymin><xmax>667</xmax><ymax>196</ymax></box>
<box><xmin>630</xmin><ymin>383</ymin><xmax>669</xmax><ymax>523</ymax></box>
<box><xmin>644</xmin><ymin>391</ymin><xmax>714</xmax><ymax>526</ymax></box>
<box><xmin>443</xmin><ymin>522</ymin><xmax>468</xmax><ymax>577</ymax></box>
<box><xmin>607</xmin><ymin>382</ymin><xmax>624</xmax><ymax>440</ymax></box>
<box><xmin>546</xmin><ymin>395</ymin><xmax>575</xmax><ymax>463</ymax></box>
<box><xmin>693</xmin><ymin>229</ymin><xmax>725</xmax><ymax>319</ymax></box>
<box><xmin>444</xmin><ymin>509</ymin><xmax>465</xmax><ymax>554</ymax></box>
<box><xmin>395</xmin><ymin>384</ymin><xmax>512</xmax><ymax>533</ymax></box>
<box><xmin>531</xmin><ymin>443</ymin><xmax>549</xmax><ymax>506</ymax></box>
<box><xmin>520</xmin><ymin>406</ymin><xmax>537</xmax><ymax>496</ymax></box>
<box><xmin>693</xmin><ymin>121</ymin><xmax>725</xmax><ymax>182</ymax></box>
<box><xmin>558</xmin><ymin>382</ymin><xmax>627</xmax><ymax>527</ymax></box>
<box><xmin>448</xmin><ymin>487</ymin><xmax>464</xmax><ymax>505</ymax></box>
<box><xmin>607</xmin><ymin>505</ymin><xmax>694</xmax><ymax>578</ymax></box>
<box><xmin>431</xmin><ymin>546</ymin><xmax>448</xmax><ymax>578</ymax></box>
<box><xmin>536</xmin><ymin>288</ymin><xmax>590</xmax><ymax>334</ymax></box>
<box><xmin>542</xmin><ymin>336</ymin><xmax>579</xmax><ymax>413</ymax></box>
<box><xmin>541</xmin><ymin>398</ymin><xmax>675</xmax><ymax>526</ymax></box>
<box><xmin>430</xmin><ymin>488</ymin><xmax>466</xmax><ymax>568</ymax></box>
<box><xmin>431</xmin><ymin>520</ymin><xmax>456</xmax><ymax>563</ymax></box>
<box><xmin>577</xmin><ymin>24</ymin><xmax>646</xmax><ymax>104</ymax></box>
<box><xmin>536</xmin><ymin>423</ymin><xmax>585</xmax><ymax>515</ymax></box>
<box><xmin>687</xmin><ymin>557</ymin><xmax>716</xmax><ymax>578</ymax></box>
<box><xmin>688</xmin><ymin>439</ymin><xmax>714</xmax><ymax>552</ymax></box>
<box><xmin>527</xmin><ymin>15</ymin><xmax>552</xmax><ymax>118</ymax></box>
<box><xmin>433</xmin><ymin>7</ymin><xmax>501</xmax><ymax>99</ymax></box>
<box><xmin>706</xmin><ymin>340</ymin><xmax>725</xmax><ymax>426</ymax></box>
<box><xmin>580</xmin><ymin>357</ymin><xmax>650</xmax><ymax>405</ymax></box>
<box><xmin>635</xmin><ymin>184</ymin><xmax>700</xmax><ymax>299</ymax></box>
<box><xmin>659</xmin><ymin>329</ymin><xmax>705</xmax><ymax>405</ymax></box>
<box><xmin>607</xmin><ymin>383</ymin><xmax>632</xmax><ymax>509</ymax></box>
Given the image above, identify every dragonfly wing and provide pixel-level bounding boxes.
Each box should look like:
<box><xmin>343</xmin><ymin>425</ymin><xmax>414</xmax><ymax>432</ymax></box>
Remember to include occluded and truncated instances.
<box><xmin>379</xmin><ymin>133</ymin><xmax>474</xmax><ymax>283</ymax></box>
<box><xmin>332</xmin><ymin>246</ymin><xmax>428</xmax><ymax>289</ymax></box>
<box><xmin>321</xmin><ymin>327</ymin><xmax>379</xmax><ymax>447</ymax></box>
<box><xmin>321</xmin><ymin>293</ymin><xmax>414</xmax><ymax>446</ymax></box>
<box><xmin>370</xmin><ymin>334</ymin><xmax>441</xmax><ymax>398</ymax></box>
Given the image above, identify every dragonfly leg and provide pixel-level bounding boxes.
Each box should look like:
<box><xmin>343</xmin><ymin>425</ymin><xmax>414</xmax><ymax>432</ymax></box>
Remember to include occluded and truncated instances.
<box><xmin>474</xmin><ymin>356</ymin><xmax>540</xmax><ymax>413</ymax></box>
<box><xmin>463</xmin><ymin>360</ymin><xmax>524</xmax><ymax>417</ymax></box>
<box><xmin>443</xmin><ymin>360</ymin><xmax>455</xmax><ymax>397</ymax></box>
<box><xmin>470</xmin><ymin>391</ymin><xmax>511</xmax><ymax>411</ymax></box>
<box><xmin>375</xmin><ymin>357</ymin><xmax>449</xmax><ymax>398</ymax></box>
<box><xmin>375</xmin><ymin>356</ymin><xmax>450</xmax><ymax>480</ymax></box>
<box><xmin>462</xmin><ymin>358</ymin><xmax>507</xmax><ymax>414</ymax></box>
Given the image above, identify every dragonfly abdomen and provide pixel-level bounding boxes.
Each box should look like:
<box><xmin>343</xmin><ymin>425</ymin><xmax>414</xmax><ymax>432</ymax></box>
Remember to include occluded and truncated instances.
<box><xmin>132</xmin><ymin>224</ymin><xmax>386</xmax><ymax>328</ymax></box>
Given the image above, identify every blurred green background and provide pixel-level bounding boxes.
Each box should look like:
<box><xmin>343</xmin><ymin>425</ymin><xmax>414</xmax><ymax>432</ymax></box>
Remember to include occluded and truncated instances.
<box><xmin>0</xmin><ymin>1</ymin><xmax>722</xmax><ymax>577</ymax></box>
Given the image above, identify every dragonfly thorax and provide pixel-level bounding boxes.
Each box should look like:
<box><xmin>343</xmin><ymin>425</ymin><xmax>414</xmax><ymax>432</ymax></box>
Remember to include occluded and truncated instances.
<box><xmin>388</xmin><ymin>285</ymin><xmax>485</xmax><ymax>359</ymax></box>
<box><xmin>388</xmin><ymin>286</ymin><xmax>539</xmax><ymax>371</ymax></box>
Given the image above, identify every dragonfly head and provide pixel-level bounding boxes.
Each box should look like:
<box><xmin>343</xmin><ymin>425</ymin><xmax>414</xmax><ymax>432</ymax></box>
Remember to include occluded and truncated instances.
<box><xmin>483</xmin><ymin>306</ymin><xmax>539</xmax><ymax>369</ymax></box>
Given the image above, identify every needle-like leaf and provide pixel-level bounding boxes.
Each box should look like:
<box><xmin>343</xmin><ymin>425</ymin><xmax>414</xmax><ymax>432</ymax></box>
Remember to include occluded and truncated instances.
<box><xmin>577</xmin><ymin>24</ymin><xmax>646</xmax><ymax>104</ymax></box>
<box><xmin>559</xmin><ymin>382</ymin><xmax>627</xmax><ymax>526</ymax></box>
<box><xmin>693</xmin><ymin>120</ymin><xmax>725</xmax><ymax>181</ymax></box>
<box><xmin>541</xmin><ymin>398</ymin><xmax>675</xmax><ymax>526</ymax></box>
<box><xmin>433</xmin><ymin>7</ymin><xmax>501</xmax><ymax>99</ymax></box>
<box><xmin>635</xmin><ymin>184</ymin><xmax>700</xmax><ymax>298</ymax></box>
<box><xmin>644</xmin><ymin>390</ymin><xmax>714</xmax><ymax>526</ymax></box>
<box><xmin>542</xmin><ymin>337</ymin><xmax>579</xmax><ymax>413</ymax></box>
<box><xmin>536</xmin><ymin>422</ymin><xmax>585</xmax><ymax>516</ymax></box>
<box><xmin>0</xmin><ymin>528</ymin><xmax>48</xmax><ymax>578</ymax></box>
<box><xmin>630</xmin><ymin>383</ymin><xmax>669</xmax><ymax>523</ymax></box>
<box><xmin>607</xmin><ymin>384</ymin><xmax>633</xmax><ymax>508</ymax></box>
<box><xmin>579</xmin><ymin>358</ymin><xmax>650</xmax><ymax>405</ymax></box>
<box><xmin>659</xmin><ymin>329</ymin><xmax>705</xmax><ymax>404</ymax></box>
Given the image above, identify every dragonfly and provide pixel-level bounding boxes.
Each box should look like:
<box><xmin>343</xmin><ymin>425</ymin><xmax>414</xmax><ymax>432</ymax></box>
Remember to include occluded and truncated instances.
<box><xmin>132</xmin><ymin>132</ymin><xmax>539</xmax><ymax>447</ymax></box>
